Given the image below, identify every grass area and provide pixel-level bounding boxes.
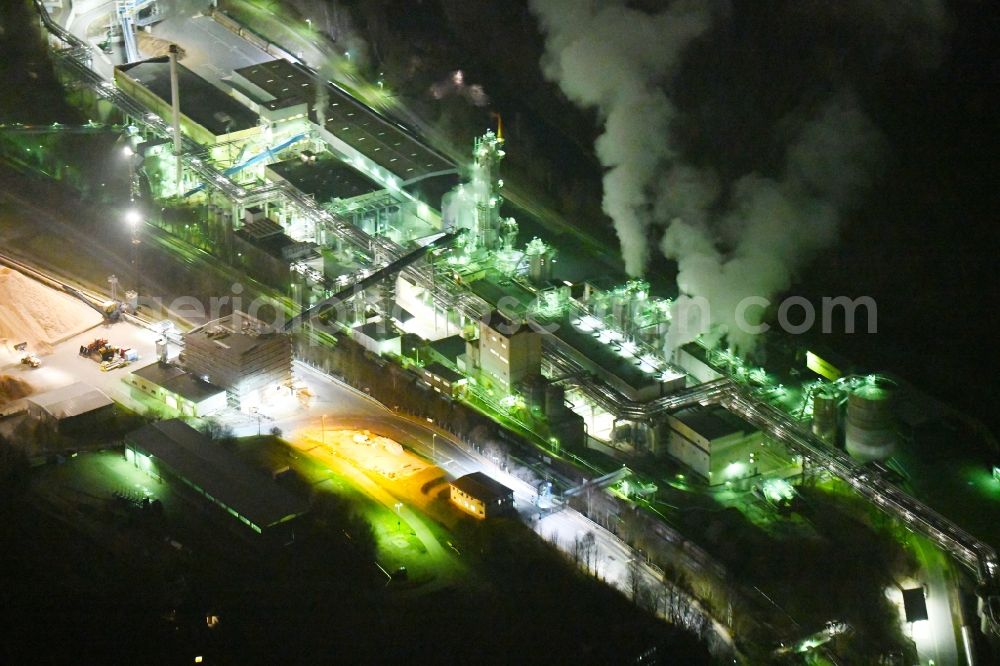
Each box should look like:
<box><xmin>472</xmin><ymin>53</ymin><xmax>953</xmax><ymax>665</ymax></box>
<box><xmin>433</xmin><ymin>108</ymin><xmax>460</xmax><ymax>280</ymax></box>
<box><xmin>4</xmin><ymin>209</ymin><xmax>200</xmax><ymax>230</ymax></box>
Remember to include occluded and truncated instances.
<box><xmin>892</xmin><ymin>419</ymin><xmax>1000</xmax><ymax>546</ymax></box>
<box><xmin>1</xmin><ymin>434</ymin><xmax>711</xmax><ymax>663</ymax></box>
<box><xmin>232</xmin><ymin>434</ymin><xmax>455</xmax><ymax>584</ymax></box>
<box><xmin>643</xmin><ymin>472</ymin><xmax>915</xmax><ymax>659</ymax></box>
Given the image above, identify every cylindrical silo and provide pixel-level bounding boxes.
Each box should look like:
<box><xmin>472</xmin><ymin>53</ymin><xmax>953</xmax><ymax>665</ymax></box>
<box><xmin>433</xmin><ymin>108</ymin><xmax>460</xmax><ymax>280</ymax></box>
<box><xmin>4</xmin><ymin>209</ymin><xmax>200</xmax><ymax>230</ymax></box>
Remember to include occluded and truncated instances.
<box><xmin>155</xmin><ymin>338</ymin><xmax>169</xmax><ymax>363</ymax></box>
<box><xmin>845</xmin><ymin>384</ymin><xmax>896</xmax><ymax>461</ymax></box>
<box><xmin>811</xmin><ymin>389</ymin><xmax>840</xmax><ymax>444</ymax></box>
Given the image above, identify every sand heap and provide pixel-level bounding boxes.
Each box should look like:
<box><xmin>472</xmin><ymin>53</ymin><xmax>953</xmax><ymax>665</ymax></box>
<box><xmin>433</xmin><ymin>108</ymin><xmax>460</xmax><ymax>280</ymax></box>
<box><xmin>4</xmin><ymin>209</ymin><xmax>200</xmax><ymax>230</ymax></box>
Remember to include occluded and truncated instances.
<box><xmin>137</xmin><ymin>33</ymin><xmax>185</xmax><ymax>59</ymax></box>
<box><xmin>0</xmin><ymin>375</ymin><xmax>32</xmax><ymax>407</ymax></box>
<box><xmin>0</xmin><ymin>267</ymin><xmax>102</xmax><ymax>348</ymax></box>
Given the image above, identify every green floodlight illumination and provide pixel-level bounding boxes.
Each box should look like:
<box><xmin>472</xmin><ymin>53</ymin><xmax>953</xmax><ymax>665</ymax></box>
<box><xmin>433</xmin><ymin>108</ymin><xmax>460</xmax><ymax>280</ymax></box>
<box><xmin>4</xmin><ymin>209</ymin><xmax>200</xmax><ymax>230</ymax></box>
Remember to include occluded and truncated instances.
<box><xmin>762</xmin><ymin>478</ymin><xmax>795</xmax><ymax>503</ymax></box>
<box><xmin>725</xmin><ymin>461</ymin><xmax>746</xmax><ymax>479</ymax></box>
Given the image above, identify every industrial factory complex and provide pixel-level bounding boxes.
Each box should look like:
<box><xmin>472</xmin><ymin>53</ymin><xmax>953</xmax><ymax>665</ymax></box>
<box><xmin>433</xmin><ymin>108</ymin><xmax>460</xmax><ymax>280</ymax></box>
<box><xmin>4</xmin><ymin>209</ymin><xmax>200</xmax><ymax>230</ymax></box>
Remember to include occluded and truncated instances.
<box><xmin>3</xmin><ymin>0</ymin><xmax>997</xmax><ymax>662</ymax></box>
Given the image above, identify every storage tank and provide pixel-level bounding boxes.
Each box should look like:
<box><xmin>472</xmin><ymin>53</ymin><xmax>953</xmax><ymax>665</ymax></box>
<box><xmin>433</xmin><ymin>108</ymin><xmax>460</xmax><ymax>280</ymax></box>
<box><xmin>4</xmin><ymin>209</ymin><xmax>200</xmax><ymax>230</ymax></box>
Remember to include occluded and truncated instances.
<box><xmin>545</xmin><ymin>383</ymin><xmax>566</xmax><ymax>418</ymax></box>
<box><xmin>155</xmin><ymin>338</ymin><xmax>169</xmax><ymax>363</ymax></box>
<box><xmin>525</xmin><ymin>237</ymin><xmax>554</xmax><ymax>284</ymax></box>
<box><xmin>845</xmin><ymin>384</ymin><xmax>896</xmax><ymax>461</ymax></box>
<box><xmin>811</xmin><ymin>389</ymin><xmax>840</xmax><ymax>444</ymax></box>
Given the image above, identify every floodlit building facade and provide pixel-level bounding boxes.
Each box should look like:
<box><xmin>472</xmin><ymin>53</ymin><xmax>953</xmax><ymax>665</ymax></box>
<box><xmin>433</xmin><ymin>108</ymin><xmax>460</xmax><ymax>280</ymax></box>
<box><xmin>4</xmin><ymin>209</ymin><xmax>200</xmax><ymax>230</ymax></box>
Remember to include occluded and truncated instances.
<box><xmin>125</xmin><ymin>361</ymin><xmax>227</xmax><ymax>417</ymax></box>
<box><xmin>478</xmin><ymin>311</ymin><xmax>541</xmax><ymax>394</ymax></box>
<box><xmin>181</xmin><ymin>311</ymin><xmax>292</xmax><ymax>411</ymax></box>
<box><xmin>665</xmin><ymin>406</ymin><xmax>764</xmax><ymax>485</ymax></box>
<box><xmin>449</xmin><ymin>472</ymin><xmax>515</xmax><ymax>519</ymax></box>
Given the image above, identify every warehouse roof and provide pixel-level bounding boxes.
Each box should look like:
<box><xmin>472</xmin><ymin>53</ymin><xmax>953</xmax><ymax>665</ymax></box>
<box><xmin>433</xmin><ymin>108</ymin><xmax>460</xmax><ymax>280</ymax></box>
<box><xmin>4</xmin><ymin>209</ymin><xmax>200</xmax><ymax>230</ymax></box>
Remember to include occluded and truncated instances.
<box><xmin>549</xmin><ymin>316</ymin><xmax>661</xmax><ymax>393</ymax></box>
<box><xmin>28</xmin><ymin>382</ymin><xmax>113</xmax><ymax>420</ymax></box>
<box><xmin>353</xmin><ymin>321</ymin><xmax>400</xmax><ymax>342</ymax></box>
<box><xmin>268</xmin><ymin>157</ymin><xmax>383</xmax><ymax>203</ymax></box>
<box><xmin>117</xmin><ymin>60</ymin><xmax>258</xmax><ymax>136</ymax></box>
<box><xmin>451</xmin><ymin>472</ymin><xmax>513</xmax><ymax>502</ymax></box>
<box><xmin>131</xmin><ymin>362</ymin><xmax>225</xmax><ymax>403</ymax></box>
<box><xmin>234</xmin><ymin>59</ymin><xmax>455</xmax><ymax>181</ymax></box>
<box><xmin>185</xmin><ymin>312</ymin><xmax>285</xmax><ymax>357</ymax></box>
<box><xmin>127</xmin><ymin>419</ymin><xmax>307</xmax><ymax>529</ymax></box>
<box><xmin>671</xmin><ymin>405</ymin><xmax>756</xmax><ymax>441</ymax></box>
<box><xmin>429</xmin><ymin>335</ymin><xmax>466</xmax><ymax>363</ymax></box>
<box><xmin>422</xmin><ymin>362</ymin><xmax>464</xmax><ymax>384</ymax></box>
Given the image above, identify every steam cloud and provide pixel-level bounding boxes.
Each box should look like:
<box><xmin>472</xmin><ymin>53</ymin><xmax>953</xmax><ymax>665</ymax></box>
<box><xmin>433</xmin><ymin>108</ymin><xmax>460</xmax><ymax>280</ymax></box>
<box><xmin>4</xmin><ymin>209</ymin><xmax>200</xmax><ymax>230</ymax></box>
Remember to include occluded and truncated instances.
<box><xmin>660</xmin><ymin>91</ymin><xmax>887</xmax><ymax>352</ymax></box>
<box><xmin>530</xmin><ymin>0</ymin><xmax>717</xmax><ymax>276</ymax></box>
<box><xmin>431</xmin><ymin>70</ymin><xmax>490</xmax><ymax>107</ymax></box>
<box><xmin>530</xmin><ymin>0</ymin><xmax>947</xmax><ymax>354</ymax></box>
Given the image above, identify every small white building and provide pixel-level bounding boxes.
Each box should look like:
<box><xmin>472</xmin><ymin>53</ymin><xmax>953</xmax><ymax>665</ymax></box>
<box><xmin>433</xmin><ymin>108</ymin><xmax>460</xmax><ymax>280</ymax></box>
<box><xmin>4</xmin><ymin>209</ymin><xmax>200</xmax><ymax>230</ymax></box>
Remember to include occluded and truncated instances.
<box><xmin>352</xmin><ymin>321</ymin><xmax>401</xmax><ymax>357</ymax></box>
<box><xmin>125</xmin><ymin>362</ymin><xmax>227</xmax><ymax>417</ymax></box>
<box><xmin>665</xmin><ymin>405</ymin><xmax>763</xmax><ymax>485</ymax></box>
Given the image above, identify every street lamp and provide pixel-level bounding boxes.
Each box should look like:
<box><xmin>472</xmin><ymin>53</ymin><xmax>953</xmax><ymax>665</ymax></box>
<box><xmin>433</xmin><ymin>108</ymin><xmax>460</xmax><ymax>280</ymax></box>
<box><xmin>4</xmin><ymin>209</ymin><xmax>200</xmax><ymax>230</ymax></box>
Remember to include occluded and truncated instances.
<box><xmin>122</xmin><ymin>144</ymin><xmax>138</xmax><ymax>203</ymax></box>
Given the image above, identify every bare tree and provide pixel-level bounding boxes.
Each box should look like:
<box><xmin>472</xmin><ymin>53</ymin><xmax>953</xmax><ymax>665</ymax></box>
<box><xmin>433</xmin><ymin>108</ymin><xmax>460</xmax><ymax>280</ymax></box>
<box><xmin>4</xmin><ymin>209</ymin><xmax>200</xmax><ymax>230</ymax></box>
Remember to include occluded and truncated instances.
<box><xmin>627</xmin><ymin>557</ymin><xmax>643</xmax><ymax>604</ymax></box>
<box><xmin>581</xmin><ymin>531</ymin><xmax>596</xmax><ymax>573</ymax></box>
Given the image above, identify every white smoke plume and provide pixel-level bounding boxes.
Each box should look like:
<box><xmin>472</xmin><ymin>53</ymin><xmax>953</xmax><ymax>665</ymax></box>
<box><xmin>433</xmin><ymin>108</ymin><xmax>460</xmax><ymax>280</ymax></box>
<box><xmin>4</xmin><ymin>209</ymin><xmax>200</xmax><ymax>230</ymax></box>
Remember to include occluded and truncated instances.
<box><xmin>661</xmin><ymin>91</ymin><xmax>887</xmax><ymax>353</ymax></box>
<box><xmin>529</xmin><ymin>0</ymin><xmax>718</xmax><ymax>276</ymax></box>
<box><xmin>430</xmin><ymin>70</ymin><xmax>490</xmax><ymax>107</ymax></box>
<box><xmin>532</xmin><ymin>0</ymin><xmax>946</xmax><ymax>355</ymax></box>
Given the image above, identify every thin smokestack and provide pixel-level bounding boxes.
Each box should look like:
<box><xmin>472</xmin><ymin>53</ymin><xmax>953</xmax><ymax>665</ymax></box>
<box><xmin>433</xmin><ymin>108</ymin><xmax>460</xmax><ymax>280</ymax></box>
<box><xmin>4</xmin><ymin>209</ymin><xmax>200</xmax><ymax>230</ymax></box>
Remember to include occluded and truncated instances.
<box><xmin>168</xmin><ymin>44</ymin><xmax>182</xmax><ymax>191</ymax></box>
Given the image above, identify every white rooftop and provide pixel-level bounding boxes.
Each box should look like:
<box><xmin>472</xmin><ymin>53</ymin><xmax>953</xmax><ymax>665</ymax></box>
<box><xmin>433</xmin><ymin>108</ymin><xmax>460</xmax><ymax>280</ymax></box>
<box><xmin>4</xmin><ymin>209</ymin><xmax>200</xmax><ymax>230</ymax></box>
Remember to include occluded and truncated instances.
<box><xmin>28</xmin><ymin>382</ymin><xmax>113</xmax><ymax>420</ymax></box>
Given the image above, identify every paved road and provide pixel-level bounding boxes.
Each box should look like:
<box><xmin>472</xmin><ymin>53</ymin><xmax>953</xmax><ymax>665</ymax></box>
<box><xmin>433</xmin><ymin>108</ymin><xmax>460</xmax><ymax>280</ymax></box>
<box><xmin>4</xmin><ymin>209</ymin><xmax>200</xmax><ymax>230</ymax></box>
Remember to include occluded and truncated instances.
<box><xmin>151</xmin><ymin>11</ymin><xmax>272</xmax><ymax>90</ymax></box>
<box><xmin>289</xmin><ymin>431</ymin><xmax>459</xmax><ymax>587</ymax></box>
<box><xmin>268</xmin><ymin>361</ymin><xmax>736</xmax><ymax>658</ymax></box>
<box><xmin>914</xmin><ymin>538</ymin><xmax>961</xmax><ymax>665</ymax></box>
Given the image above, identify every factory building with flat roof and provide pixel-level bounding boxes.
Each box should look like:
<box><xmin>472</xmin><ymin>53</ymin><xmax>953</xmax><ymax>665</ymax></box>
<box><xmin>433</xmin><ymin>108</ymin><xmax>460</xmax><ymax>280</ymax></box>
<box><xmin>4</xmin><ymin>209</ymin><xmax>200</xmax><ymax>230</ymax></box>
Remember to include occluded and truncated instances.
<box><xmin>125</xmin><ymin>361</ymin><xmax>227</xmax><ymax>417</ymax></box>
<box><xmin>665</xmin><ymin>405</ymin><xmax>764</xmax><ymax>485</ymax></box>
<box><xmin>125</xmin><ymin>419</ymin><xmax>308</xmax><ymax>537</ymax></box>
<box><xmin>233</xmin><ymin>59</ymin><xmax>455</xmax><ymax>186</ymax></box>
<box><xmin>114</xmin><ymin>60</ymin><xmax>261</xmax><ymax>146</ymax></box>
<box><xmin>181</xmin><ymin>311</ymin><xmax>292</xmax><ymax>411</ymax></box>
<box><xmin>449</xmin><ymin>472</ymin><xmax>515</xmax><ymax>519</ymax></box>
<box><xmin>478</xmin><ymin>310</ymin><xmax>542</xmax><ymax>394</ymax></box>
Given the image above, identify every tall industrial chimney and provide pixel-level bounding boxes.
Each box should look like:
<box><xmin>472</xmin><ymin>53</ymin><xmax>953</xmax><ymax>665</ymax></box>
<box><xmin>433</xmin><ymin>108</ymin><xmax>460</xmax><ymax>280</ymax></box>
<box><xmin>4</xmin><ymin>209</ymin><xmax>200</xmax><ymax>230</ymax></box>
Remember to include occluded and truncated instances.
<box><xmin>168</xmin><ymin>44</ymin><xmax>182</xmax><ymax>191</ymax></box>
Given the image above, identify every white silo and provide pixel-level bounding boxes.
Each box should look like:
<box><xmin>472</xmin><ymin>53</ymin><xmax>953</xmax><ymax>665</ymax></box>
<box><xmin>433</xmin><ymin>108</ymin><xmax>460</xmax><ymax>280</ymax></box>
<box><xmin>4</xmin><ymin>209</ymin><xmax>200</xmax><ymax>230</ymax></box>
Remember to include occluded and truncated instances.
<box><xmin>811</xmin><ymin>388</ymin><xmax>840</xmax><ymax>445</ymax></box>
<box><xmin>845</xmin><ymin>384</ymin><xmax>897</xmax><ymax>461</ymax></box>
